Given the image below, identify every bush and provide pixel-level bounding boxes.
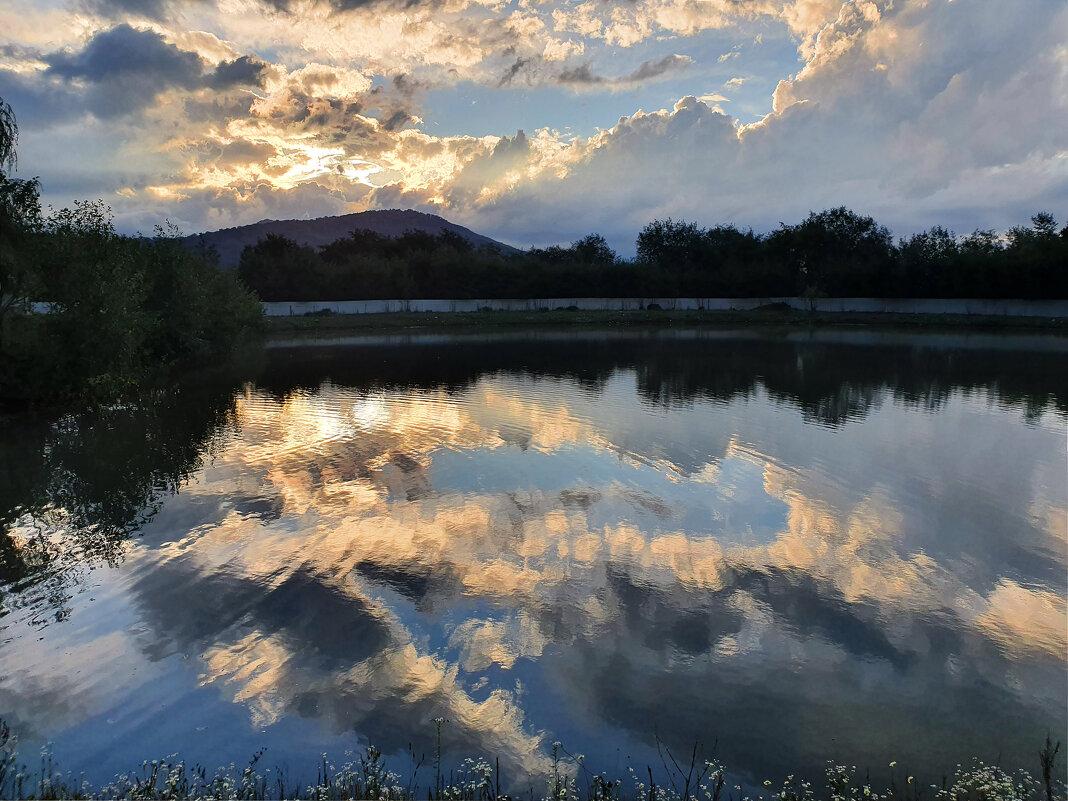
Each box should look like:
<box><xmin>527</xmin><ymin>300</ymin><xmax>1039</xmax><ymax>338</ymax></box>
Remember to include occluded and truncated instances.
<box><xmin>0</xmin><ymin>199</ymin><xmax>262</xmax><ymax>404</ymax></box>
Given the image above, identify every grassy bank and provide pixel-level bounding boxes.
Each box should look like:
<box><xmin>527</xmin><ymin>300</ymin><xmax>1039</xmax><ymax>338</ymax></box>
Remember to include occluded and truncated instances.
<box><xmin>0</xmin><ymin>728</ymin><xmax>1062</xmax><ymax>801</ymax></box>
<box><xmin>264</xmin><ymin>308</ymin><xmax>1068</xmax><ymax>336</ymax></box>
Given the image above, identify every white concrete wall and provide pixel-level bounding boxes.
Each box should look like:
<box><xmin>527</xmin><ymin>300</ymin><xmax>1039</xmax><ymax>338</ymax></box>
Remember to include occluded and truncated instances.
<box><xmin>262</xmin><ymin>297</ymin><xmax>1068</xmax><ymax>317</ymax></box>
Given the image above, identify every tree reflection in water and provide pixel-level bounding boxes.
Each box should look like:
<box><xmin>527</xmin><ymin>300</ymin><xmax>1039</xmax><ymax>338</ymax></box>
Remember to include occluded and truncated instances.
<box><xmin>4</xmin><ymin>329</ymin><xmax>1065</xmax><ymax>626</ymax></box>
<box><xmin>0</xmin><ymin>369</ymin><xmax>249</xmax><ymax>625</ymax></box>
<box><xmin>0</xmin><ymin>328</ymin><xmax>1063</xmax><ymax>790</ymax></box>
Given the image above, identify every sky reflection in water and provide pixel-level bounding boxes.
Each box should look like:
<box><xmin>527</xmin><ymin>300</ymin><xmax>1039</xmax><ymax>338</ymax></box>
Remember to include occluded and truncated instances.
<box><xmin>0</xmin><ymin>329</ymin><xmax>1065</xmax><ymax>790</ymax></box>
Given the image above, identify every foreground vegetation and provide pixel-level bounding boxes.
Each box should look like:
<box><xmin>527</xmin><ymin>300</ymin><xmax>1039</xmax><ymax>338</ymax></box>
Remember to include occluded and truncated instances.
<box><xmin>0</xmin><ymin>99</ymin><xmax>262</xmax><ymax>405</ymax></box>
<box><xmin>0</xmin><ymin>722</ymin><xmax>1062</xmax><ymax>801</ymax></box>
<box><xmin>238</xmin><ymin>210</ymin><xmax>1068</xmax><ymax>302</ymax></box>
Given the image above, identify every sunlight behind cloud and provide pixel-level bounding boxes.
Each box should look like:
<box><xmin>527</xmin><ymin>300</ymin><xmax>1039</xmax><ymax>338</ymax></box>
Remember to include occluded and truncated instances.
<box><xmin>0</xmin><ymin>0</ymin><xmax>1064</xmax><ymax>247</ymax></box>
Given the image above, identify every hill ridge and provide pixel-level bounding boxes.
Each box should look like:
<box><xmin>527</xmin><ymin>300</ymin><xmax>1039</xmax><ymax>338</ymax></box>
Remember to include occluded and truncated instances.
<box><xmin>181</xmin><ymin>209</ymin><xmax>516</xmax><ymax>268</ymax></box>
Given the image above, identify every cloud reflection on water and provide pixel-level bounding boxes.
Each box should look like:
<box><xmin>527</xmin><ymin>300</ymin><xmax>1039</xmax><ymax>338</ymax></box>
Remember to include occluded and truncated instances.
<box><xmin>0</xmin><ymin>331</ymin><xmax>1065</xmax><ymax>787</ymax></box>
<box><xmin>125</xmin><ymin>359</ymin><xmax>1065</xmax><ymax>779</ymax></box>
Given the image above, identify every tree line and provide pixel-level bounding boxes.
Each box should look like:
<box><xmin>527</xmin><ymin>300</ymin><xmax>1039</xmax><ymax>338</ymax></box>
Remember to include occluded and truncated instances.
<box><xmin>0</xmin><ymin>99</ymin><xmax>262</xmax><ymax>404</ymax></box>
<box><xmin>238</xmin><ymin>207</ymin><xmax>1068</xmax><ymax>301</ymax></box>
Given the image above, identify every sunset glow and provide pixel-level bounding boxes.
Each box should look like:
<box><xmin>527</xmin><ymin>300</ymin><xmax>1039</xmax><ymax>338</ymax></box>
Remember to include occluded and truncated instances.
<box><xmin>1</xmin><ymin>0</ymin><xmax>1064</xmax><ymax>249</ymax></box>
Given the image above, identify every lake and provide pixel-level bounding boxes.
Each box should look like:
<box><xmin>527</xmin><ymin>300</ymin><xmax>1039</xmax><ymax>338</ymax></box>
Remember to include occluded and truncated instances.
<box><xmin>1</xmin><ymin>327</ymin><xmax>1065</xmax><ymax>795</ymax></box>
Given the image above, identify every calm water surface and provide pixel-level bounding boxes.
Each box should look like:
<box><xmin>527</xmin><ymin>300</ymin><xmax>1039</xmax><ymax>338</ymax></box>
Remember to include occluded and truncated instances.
<box><xmin>1</xmin><ymin>328</ymin><xmax>1065</xmax><ymax>790</ymax></box>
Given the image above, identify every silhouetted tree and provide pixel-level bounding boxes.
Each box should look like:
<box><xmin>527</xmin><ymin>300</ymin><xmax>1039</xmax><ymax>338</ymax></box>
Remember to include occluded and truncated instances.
<box><xmin>1002</xmin><ymin>213</ymin><xmax>1068</xmax><ymax>298</ymax></box>
<box><xmin>239</xmin><ymin>233</ymin><xmax>323</xmax><ymax>300</ymax></box>
<box><xmin>895</xmin><ymin>226</ymin><xmax>958</xmax><ymax>296</ymax></box>
<box><xmin>236</xmin><ymin>208</ymin><xmax>1068</xmax><ymax>302</ymax></box>
<box><xmin>571</xmin><ymin>233</ymin><xmax>617</xmax><ymax>266</ymax></box>
<box><xmin>0</xmin><ymin>97</ymin><xmax>16</xmax><ymax>175</ymax></box>
<box><xmin>0</xmin><ymin>98</ymin><xmax>41</xmax><ymax>352</ymax></box>
<box><xmin>636</xmin><ymin>218</ymin><xmax>704</xmax><ymax>269</ymax></box>
<box><xmin>771</xmin><ymin>207</ymin><xmax>894</xmax><ymax>297</ymax></box>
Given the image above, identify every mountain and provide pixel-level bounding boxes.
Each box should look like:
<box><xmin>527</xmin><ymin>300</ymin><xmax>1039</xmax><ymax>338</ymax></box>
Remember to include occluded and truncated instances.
<box><xmin>182</xmin><ymin>209</ymin><xmax>517</xmax><ymax>268</ymax></box>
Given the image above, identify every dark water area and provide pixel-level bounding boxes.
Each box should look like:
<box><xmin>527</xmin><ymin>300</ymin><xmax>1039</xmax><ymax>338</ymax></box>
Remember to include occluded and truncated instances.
<box><xmin>1</xmin><ymin>328</ymin><xmax>1065</xmax><ymax>793</ymax></box>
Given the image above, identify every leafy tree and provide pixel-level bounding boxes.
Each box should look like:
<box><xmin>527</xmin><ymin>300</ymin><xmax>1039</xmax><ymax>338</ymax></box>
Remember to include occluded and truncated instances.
<box><xmin>636</xmin><ymin>218</ymin><xmax>704</xmax><ymax>268</ymax></box>
<box><xmin>772</xmin><ymin>207</ymin><xmax>894</xmax><ymax>297</ymax></box>
<box><xmin>701</xmin><ymin>225</ymin><xmax>776</xmax><ymax>296</ymax></box>
<box><xmin>239</xmin><ymin>233</ymin><xmax>323</xmax><ymax>300</ymax></box>
<box><xmin>34</xmin><ymin>200</ymin><xmax>153</xmax><ymax>393</ymax></box>
<box><xmin>1003</xmin><ymin>213</ymin><xmax>1067</xmax><ymax>298</ymax></box>
<box><xmin>0</xmin><ymin>97</ymin><xmax>260</xmax><ymax>403</ymax></box>
<box><xmin>570</xmin><ymin>233</ymin><xmax>617</xmax><ymax>266</ymax></box>
<box><xmin>895</xmin><ymin>226</ymin><xmax>958</xmax><ymax>296</ymax></box>
<box><xmin>142</xmin><ymin>224</ymin><xmax>262</xmax><ymax>359</ymax></box>
<box><xmin>0</xmin><ymin>175</ymin><xmax>41</xmax><ymax>344</ymax></box>
<box><xmin>0</xmin><ymin>97</ymin><xmax>16</xmax><ymax>174</ymax></box>
<box><xmin>226</xmin><ymin>209</ymin><xmax>1068</xmax><ymax>303</ymax></box>
<box><xmin>0</xmin><ymin>98</ymin><xmax>41</xmax><ymax>351</ymax></box>
<box><xmin>1030</xmin><ymin>211</ymin><xmax>1057</xmax><ymax>237</ymax></box>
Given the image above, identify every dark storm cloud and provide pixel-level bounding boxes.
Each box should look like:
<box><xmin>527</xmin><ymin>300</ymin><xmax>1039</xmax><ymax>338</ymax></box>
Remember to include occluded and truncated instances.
<box><xmin>31</xmin><ymin>26</ymin><xmax>268</xmax><ymax>120</ymax></box>
<box><xmin>182</xmin><ymin>94</ymin><xmax>261</xmax><ymax>125</ymax></box>
<box><xmin>380</xmin><ymin>109</ymin><xmax>414</xmax><ymax>131</ymax></box>
<box><xmin>391</xmin><ymin>73</ymin><xmax>427</xmax><ymax>96</ymax></box>
<box><xmin>624</xmin><ymin>53</ymin><xmax>693</xmax><ymax>82</ymax></box>
<box><xmin>555</xmin><ymin>63</ymin><xmax>601</xmax><ymax>86</ymax></box>
<box><xmin>170</xmin><ymin>137</ymin><xmax>277</xmax><ymax>176</ymax></box>
<box><xmin>44</xmin><ymin>25</ymin><xmax>203</xmax><ymax>117</ymax></box>
<box><xmin>46</xmin><ymin>24</ymin><xmax>204</xmax><ymax>86</ymax></box>
<box><xmin>556</xmin><ymin>54</ymin><xmax>693</xmax><ymax>87</ymax></box>
<box><xmin>218</xmin><ymin>139</ymin><xmax>278</xmax><ymax>166</ymax></box>
<box><xmin>497</xmin><ymin>57</ymin><xmax>533</xmax><ymax>87</ymax></box>
<box><xmin>209</xmin><ymin>55</ymin><xmax>270</xmax><ymax>89</ymax></box>
<box><xmin>260</xmin><ymin>89</ymin><xmax>372</xmax><ymax>138</ymax></box>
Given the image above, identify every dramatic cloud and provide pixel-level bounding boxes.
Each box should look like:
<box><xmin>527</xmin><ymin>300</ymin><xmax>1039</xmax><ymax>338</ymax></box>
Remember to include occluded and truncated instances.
<box><xmin>6</xmin><ymin>336</ymin><xmax>1062</xmax><ymax>778</ymax></box>
<box><xmin>209</xmin><ymin>55</ymin><xmax>271</xmax><ymax>89</ymax></box>
<box><xmin>0</xmin><ymin>0</ymin><xmax>1063</xmax><ymax>246</ymax></box>
<box><xmin>8</xmin><ymin>24</ymin><xmax>271</xmax><ymax>123</ymax></box>
<box><xmin>46</xmin><ymin>25</ymin><xmax>195</xmax><ymax>82</ymax></box>
<box><xmin>44</xmin><ymin>24</ymin><xmax>206</xmax><ymax>116</ymax></box>
<box><xmin>368</xmin><ymin>0</ymin><xmax>1068</xmax><ymax>249</ymax></box>
<box><xmin>555</xmin><ymin>53</ymin><xmax>693</xmax><ymax>88</ymax></box>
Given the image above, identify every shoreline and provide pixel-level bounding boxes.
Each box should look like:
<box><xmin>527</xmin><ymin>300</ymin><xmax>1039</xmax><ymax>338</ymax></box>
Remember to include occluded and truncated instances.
<box><xmin>0</xmin><ymin>731</ymin><xmax>1060</xmax><ymax>801</ymax></box>
<box><xmin>264</xmin><ymin>307</ymin><xmax>1068</xmax><ymax>335</ymax></box>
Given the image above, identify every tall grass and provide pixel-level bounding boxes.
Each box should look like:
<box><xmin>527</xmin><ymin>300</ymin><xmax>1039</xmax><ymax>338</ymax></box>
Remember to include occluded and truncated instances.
<box><xmin>0</xmin><ymin>720</ymin><xmax>1061</xmax><ymax>801</ymax></box>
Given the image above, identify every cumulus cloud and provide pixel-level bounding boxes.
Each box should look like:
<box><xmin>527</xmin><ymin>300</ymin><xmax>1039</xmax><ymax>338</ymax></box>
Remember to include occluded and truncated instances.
<box><xmin>0</xmin><ymin>0</ymin><xmax>1063</xmax><ymax>246</ymax></box>
<box><xmin>44</xmin><ymin>24</ymin><xmax>206</xmax><ymax>116</ymax></box>
<box><xmin>46</xmin><ymin>25</ymin><xmax>199</xmax><ymax>84</ymax></box>
<box><xmin>365</xmin><ymin>0</ymin><xmax>1068</xmax><ymax>251</ymax></box>
<box><xmin>16</xmin><ymin>25</ymin><xmax>270</xmax><ymax>121</ymax></box>
<box><xmin>209</xmin><ymin>55</ymin><xmax>271</xmax><ymax>90</ymax></box>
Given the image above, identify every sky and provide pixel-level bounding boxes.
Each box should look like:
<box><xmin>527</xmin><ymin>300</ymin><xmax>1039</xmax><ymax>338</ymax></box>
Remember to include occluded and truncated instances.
<box><xmin>0</xmin><ymin>0</ymin><xmax>1065</xmax><ymax>253</ymax></box>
